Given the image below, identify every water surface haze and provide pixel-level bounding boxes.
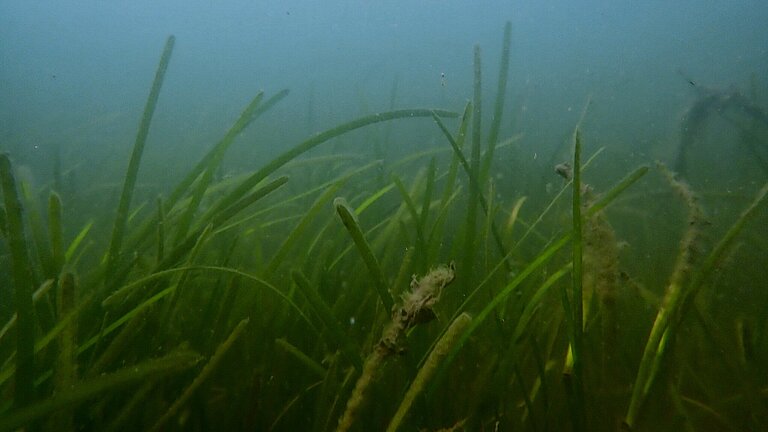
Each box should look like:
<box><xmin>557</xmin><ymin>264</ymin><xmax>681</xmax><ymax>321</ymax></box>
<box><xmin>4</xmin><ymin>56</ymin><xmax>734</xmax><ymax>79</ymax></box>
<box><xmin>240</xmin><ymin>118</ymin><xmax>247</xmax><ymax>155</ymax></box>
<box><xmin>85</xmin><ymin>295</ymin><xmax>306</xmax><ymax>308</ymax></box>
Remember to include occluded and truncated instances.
<box><xmin>3</xmin><ymin>0</ymin><xmax>766</xmax><ymax>172</ymax></box>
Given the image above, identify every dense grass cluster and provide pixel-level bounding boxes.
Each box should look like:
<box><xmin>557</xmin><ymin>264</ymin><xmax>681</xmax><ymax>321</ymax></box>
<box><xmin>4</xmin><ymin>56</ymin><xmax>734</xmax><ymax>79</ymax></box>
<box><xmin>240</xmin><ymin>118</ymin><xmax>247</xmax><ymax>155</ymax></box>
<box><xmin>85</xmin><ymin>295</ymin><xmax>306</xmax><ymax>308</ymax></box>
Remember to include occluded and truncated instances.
<box><xmin>1</xmin><ymin>23</ymin><xmax>767</xmax><ymax>431</ymax></box>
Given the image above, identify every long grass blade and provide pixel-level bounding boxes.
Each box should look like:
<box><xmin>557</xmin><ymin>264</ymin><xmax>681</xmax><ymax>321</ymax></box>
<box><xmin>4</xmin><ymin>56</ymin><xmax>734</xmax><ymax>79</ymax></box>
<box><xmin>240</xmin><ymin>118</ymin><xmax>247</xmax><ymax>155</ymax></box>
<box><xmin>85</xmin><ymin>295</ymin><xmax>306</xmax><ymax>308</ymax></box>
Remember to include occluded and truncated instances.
<box><xmin>392</xmin><ymin>174</ymin><xmax>427</xmax><ymax>266</ymax></box>
<box><xmin>566</xmin><ymin>129</ymin><xmax>586</xmax><ymax>432</ymax></box>
<box><xmin>157</xmin><ymin>176</ymin><xmax>288</xmax><ymax>272</ymax></box>
<box><xmin>481</xmin><ymin>20</ymin><xmax>512</xmax><ymax>182</ymax></box>
<box><xmin>275</xmin><ymin>337</ymin><xmax>326</xmax><ymax>379</ymax></box>
<box><xmin>165</xmin><ymin>89</ymin><xmax>288</xmax><ymax>211</ymax></box>
<box><xmin>0</xmin><ymin>153</ymin><xmax>37</xmax><ymax>407</ymax></box>
<box><xmin>52</xmin><ymin>272</ymin><xmax>77</xmax><ymax>431</ymax></box>
<box><xmin>430</xmin><ymin>234</ymin><xmax>570</xmax><ymax>398</ymax></box>
<box><xmin>20</xmin><ymin>180</ymin><xmax>53</xmax><ymax>279</ymax></box>
<box><xmin>292</xmin><ymin>271</ymin><xmax>363</xmax><ymax>371</ymax></box>
<box><xmin>148</xmin><ymin>319</ymin><xmax>250</xmax><ymax>432</ymax></box>
<box><xmin>64</xmin><ymin>220</ymin><xmax>92</xmax><ymax>264</ymax></box>
<box><xmin>104</xmin><ymin>35</ymin><xmax>175</xmax><ymax>284</ymax></box>
<box><xmin>461</xmin><ymin>45</ymin><xmax>483</xmax><ymax>286</ymax></box>
<box><xmin>334</xmin><ymin>197</ymin><xmax>394</xmax><ymax>312</ymax></box>
<box><xmin>432</xmin><ymin>111</ymin><xmax>511</xmax><ymax>271</ymax></box>
<box><xmin>265</xmin><ymin>178</ymin><xmax>347</xmax><ymax>274</ymax></box>
<box><xmin>386</xmin><ymin>313</ymin><xmax>472</xmax><ymax>432</ymax></box>
<box><xmin>172</xmin><ymin>92</ymin><xmax>265</xmax><ymax>243</ymax></box>
<box><xmin>418</xmin><ymin>158</ymin><xmax>436</xmax><ymax>236</ymax></box>
<box><xmin>0</xmin><ymin>350</ymin><xmax>201</xmax><ymax>432</ymax></box>
<box><xmin>48</xmin><ymin>192</ymin><xmax>63</xmax><ymax>275</ymax></box>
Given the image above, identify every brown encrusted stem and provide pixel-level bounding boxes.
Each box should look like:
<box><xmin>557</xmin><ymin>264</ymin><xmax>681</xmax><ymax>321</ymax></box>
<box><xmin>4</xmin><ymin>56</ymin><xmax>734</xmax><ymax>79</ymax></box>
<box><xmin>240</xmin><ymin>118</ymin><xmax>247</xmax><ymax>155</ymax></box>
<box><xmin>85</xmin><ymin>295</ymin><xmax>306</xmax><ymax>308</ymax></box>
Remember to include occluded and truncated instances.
<box><xmin>336</xmin><ymin>263</ymin><xmax>455</xmax><ymax>432</ymax></box>
<box><xmin>335</xmin><ymin>345</ymin><xmax>387</xmax><ymax>432</ymax></box>
<box><xmin>625</xmin><ymin>162</ymin><xmax>705</xmax><ymax>429</ymax></box>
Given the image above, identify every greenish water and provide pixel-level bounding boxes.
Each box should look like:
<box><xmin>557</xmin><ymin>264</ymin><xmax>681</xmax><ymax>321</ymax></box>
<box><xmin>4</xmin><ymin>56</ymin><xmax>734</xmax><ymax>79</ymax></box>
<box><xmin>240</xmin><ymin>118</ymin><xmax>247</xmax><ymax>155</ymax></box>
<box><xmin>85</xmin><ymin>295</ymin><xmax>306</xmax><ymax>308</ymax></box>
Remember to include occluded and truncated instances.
<box><xmin>1</xmin><ymin>19</ymin><xmax>768</xmax><ymax>432</ymax></box>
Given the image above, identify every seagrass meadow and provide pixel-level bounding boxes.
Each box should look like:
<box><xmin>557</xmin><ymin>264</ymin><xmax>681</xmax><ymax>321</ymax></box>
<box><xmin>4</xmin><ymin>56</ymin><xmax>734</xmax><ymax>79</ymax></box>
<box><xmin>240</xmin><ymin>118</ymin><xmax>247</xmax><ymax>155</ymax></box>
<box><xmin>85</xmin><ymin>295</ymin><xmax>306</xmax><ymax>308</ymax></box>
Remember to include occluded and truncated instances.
<box><xmin>2</xmin><ymin>22</ymin><xmax>768</xmax><ymax>432</ymax></box>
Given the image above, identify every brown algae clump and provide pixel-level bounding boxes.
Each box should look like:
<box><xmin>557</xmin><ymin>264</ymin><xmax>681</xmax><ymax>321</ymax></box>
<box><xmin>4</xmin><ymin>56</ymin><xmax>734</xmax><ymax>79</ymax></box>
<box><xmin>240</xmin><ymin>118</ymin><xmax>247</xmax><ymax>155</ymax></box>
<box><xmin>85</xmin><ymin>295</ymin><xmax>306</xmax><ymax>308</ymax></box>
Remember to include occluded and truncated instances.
<box><xmin>381</xmin><ymin>262</ymin><xmax>456</xmax><ymax>354</ymax></box>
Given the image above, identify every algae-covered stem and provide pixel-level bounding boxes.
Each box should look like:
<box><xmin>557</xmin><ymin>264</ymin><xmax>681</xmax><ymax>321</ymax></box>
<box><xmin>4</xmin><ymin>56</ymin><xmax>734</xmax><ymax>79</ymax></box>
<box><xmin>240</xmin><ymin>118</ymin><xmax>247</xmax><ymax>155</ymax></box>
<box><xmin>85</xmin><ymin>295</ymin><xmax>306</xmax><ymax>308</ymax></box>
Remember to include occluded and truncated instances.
<box><xmin>336</xmin><ymin>263</ymin><xmax>456</xmax><ymax>432</ymax></box>
<box><xmin>625</xmin><ymin>163</ymin><xmax>707</xmax><ymax>428</ymax></box>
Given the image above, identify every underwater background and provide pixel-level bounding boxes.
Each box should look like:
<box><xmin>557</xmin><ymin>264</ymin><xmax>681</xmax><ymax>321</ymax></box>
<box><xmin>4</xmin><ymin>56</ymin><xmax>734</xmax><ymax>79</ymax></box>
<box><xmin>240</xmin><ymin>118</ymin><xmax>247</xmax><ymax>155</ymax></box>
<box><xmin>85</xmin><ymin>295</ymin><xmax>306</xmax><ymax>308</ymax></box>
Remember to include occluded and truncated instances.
<box><xmin>1</xmin><ymin>0</ymin><xmax>767</xmax><ymax>431</ymax></box>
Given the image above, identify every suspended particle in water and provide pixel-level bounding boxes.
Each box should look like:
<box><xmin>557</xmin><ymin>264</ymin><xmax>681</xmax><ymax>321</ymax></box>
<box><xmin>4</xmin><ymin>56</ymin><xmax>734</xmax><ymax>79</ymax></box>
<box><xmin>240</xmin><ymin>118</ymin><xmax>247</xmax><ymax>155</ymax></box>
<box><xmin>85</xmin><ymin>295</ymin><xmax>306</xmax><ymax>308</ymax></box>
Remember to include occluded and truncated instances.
<box><xmin>440</xmin><ymin>72</ymin><xmax>446</xmax><ymax>87</ymax></box>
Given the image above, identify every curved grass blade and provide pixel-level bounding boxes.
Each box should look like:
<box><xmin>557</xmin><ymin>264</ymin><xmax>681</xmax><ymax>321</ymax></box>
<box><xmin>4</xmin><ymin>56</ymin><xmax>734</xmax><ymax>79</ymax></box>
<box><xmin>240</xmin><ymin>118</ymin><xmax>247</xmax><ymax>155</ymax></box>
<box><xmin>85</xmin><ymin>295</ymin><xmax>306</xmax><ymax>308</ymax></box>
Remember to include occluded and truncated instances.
<box><xmin>64</xmin><ymin>220</ymin><xmax>93</xmax><ymax>264</ymax></box>
<box><xmin>200</xmin><ymin>108</ymin><xmax>458</xmax><ymax>225</ymax></box>
<box><xmin>356</xmin><ymin>183</ymin><xmax>395</xmax><ymax>214</ymax></box>
<box><xmin>216</xmin><ymin>160</ymin><xmax>381</xmax><ymax>236</ymax></box>
<box><xmin>116</xmin><ymin>90</ymin><xmax>289</xmax><ymax>265</ymax></box>
<box><xmin>156</xmin><ymin>176</ymin><xmax>288</xmax><ymax>272</ymax></box>
<box><xmin>504</xmin><ymin>196</ymin><xmax>527</xmax><ymax>238</ymax></box>
<box><xmin>265</xmin><ymin>178</ymin><xmax>348</xmax><ymax>274</ymax></box>
<box><xmin>100</xmin><ymin>266</ymin><xmax>315</xmax><ymax>335</ymax></box>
